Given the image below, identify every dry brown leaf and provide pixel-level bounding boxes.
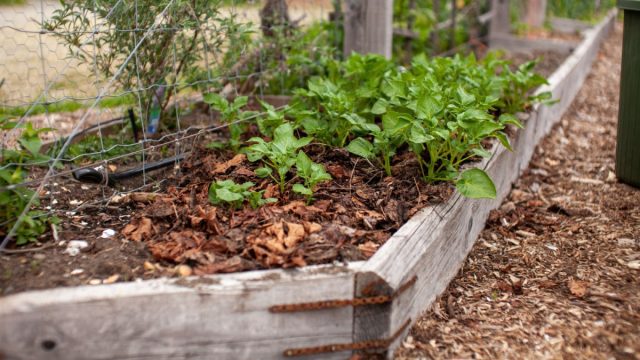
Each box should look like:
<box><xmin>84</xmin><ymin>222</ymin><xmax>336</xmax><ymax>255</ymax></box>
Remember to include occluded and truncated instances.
<box><xmin>195</xmin><ymin>256</ymin><xmax>256</xmax><ymax>274</ymax></box>
<box><xmin>568</xmin><ymin>279</ymin><xmax>589</xmax><ymax>298</ymax></box>
<box><xmin>121</xmin><ymin>217</ymin><xmax>154</xmax><ymax>241</ymax></box>
<box><xmin>284</xmin><ymin>222</ymin><xmax>306</xmax><ymax>248</ymax></box>
<box><xmin>358</xmin><ymin>241</ymin><xmax>379</xmax><ymax>258</ymax></box>
<box><xmin>303</xmin><ymin>222</ymin><xmax>322</xmax><ymax>234</ymax></box>
<box><xmin>212</xmin><ymin>154</ymin><xmax>246</xmax><ymax>174</ymax></box>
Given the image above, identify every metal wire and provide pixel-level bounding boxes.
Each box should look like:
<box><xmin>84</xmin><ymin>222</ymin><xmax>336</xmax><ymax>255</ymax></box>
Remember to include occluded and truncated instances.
<box><xmin>0</xmin><ymin>0</ymin><xmax>485</xmax><ymax>251</ymax></box>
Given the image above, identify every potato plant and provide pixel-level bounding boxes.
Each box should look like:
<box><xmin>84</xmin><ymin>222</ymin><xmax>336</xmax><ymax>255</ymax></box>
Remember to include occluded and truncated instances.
<box><xmin>286</xmin><ymin>51</ymin><xmax>551</xmax><ymax>199</ymax></box>
<box><xmin>208</xmin><ymin>180</ymin><xmax>276</xmax><ymax>209</ymax></box>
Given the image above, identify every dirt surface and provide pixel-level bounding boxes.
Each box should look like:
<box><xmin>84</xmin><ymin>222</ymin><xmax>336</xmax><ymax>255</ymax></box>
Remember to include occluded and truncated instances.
<box><xmin>396</xmin><ymin>23</ymin><xmax>640</xmax><ymax>360</ymax></box>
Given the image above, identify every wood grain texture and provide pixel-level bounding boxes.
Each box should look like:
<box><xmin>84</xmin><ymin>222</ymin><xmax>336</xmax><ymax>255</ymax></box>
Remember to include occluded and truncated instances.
<box><xmin>0</xmin><ymin>265</ymin><xmax>358</xmax><ymax>360</ymax></box>
<box><xmin>343</xmin><ymin>0</ymin><xmax>394</xmax><ymax>58</ymax></box>
<box><xmin>489</xmin><ymin>0</ymin><xmax>511</xmax><ymax>37</ymax></box>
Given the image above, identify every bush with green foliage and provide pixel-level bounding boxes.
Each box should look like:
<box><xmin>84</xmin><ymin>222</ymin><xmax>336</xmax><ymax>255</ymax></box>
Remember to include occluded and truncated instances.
<box><xmin>1</xmin><ymin>118</ymin><xmax>58</xmax><ymax>245</ymax></box>
<box><xmin>43</xmin><ymin>0</ymin><xmax>247</xmax><ymax>124</ymax></box>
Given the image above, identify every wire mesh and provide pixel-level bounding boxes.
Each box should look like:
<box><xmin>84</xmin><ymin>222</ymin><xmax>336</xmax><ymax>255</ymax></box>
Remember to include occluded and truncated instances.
<box><xmin>0</xmin><ymin>0</ymin><xmax>502</xmax><ymax>250</ymax></box>
<box><xmin>0</xmin><ymin>0</ymin><xmax>338</xmax><ymax>249</ymax></box>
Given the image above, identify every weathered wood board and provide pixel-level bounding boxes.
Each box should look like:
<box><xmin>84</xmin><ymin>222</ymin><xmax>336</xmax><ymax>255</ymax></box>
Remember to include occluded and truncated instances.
<box><xmin>0</xmin><ymin>265</ymin><xmax>357</xmax><ymax>360</ymax></box>
<box><xmin>358</xmin><ymin>9</ymin><xmax>617</xmax><ymax>357</ymax></box>
<box><xmin>0</xmin><ymin>10</ymin><xmax>616</xmax><ymax>360</ymax></box>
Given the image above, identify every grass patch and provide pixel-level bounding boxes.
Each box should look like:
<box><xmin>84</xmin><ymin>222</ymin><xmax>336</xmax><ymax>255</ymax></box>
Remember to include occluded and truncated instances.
<box><xmin>0</xmin><ymin>0</ymin><xmax>26</xmax><ymax>5</ymax></box>
<box><xmin>0</xmin><ymin>94</ymin><xmax>136</xmax><ymax>118</ymax></box>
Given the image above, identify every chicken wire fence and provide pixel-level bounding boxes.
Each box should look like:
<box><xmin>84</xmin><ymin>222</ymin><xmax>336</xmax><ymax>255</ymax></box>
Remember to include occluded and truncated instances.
<box><xmin>0</xmin><ymin>0</ymin><xmax>492</xmax><ymax>249</ymax></box>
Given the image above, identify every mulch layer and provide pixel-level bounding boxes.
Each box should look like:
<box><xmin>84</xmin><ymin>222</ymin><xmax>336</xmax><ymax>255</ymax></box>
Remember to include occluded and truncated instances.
<box><xmin>0</xmin><ymin>49</ymin><xmax>566</xmax><ymax>296</ymax></box>
<box><xmin>396</xmin><ymin>22</ymin><xmax>640</xmax><ymax>360</ymax></box>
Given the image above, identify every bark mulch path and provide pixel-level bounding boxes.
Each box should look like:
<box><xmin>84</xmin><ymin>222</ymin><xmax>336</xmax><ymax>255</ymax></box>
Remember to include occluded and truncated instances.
<box><xmin>396</xmin><ymin>23</ymin><xmax>640</xmax><ymax>360</ymax></box>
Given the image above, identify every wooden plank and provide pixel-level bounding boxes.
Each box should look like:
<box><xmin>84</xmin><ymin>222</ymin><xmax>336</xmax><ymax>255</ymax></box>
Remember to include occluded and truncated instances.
<box><xmin>550</xmin><ymin>17</ymin><xmax>592</xmax><ymax>34</ymax></box>
<box><xmin>356</xmin><ymin>10</ymin><xmax>617</xmax><ymax>358</ymax></box>
<box><xmin>0</xmin><ymin>265</ymin><xmax>357</xmax><ymax>360</ymax></box>
<box><xmin>489</xmin><ymin>0</ymin><xmax>511</xmax><ymax>37</ymax></box>
<box><xmin>343</xmin><ymin>0</ymin><xmax>394</xmax><ymax>58</ymax></box>
<box><xmin>489</xmin><ymin>33</ymin><xmax>579</xmax><ymax>55</ymax></box>
<box><xmin>524</xmin><ymin>0</ymin><xmax>548</xmax><ymax>29</ymax></box>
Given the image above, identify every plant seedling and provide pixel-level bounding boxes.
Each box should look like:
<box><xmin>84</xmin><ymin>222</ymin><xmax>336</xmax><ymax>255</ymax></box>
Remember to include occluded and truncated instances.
<box><xmin>246</xmin><ymin>123</ymin><xmax>311</xmax><ymax>194</ymax></box>
<box><xmin>1</xmin><ymin>118</ymin><xmax>59</xmax><ymax>245</ymax></box>
<box><xmin>204</xmin><ymin>94</ymin><xmax>257</xmax><ymax>151</ymax></box>
<box><xmin>293</xmin><ymin>151</ymin><xmax>331</xmax><ymax>202</ymax></box>
<box><xmin>208</xmin><ymin>180</ymin><xmax>276</xmax><ymax>209</ymax></box>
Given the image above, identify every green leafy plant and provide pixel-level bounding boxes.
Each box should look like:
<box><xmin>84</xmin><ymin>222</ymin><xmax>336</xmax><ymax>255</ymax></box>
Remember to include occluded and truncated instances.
<box><xmin>293</xmin><ymin>151</ymin><xmax>331</xmax><ymax>202</ymax></box>
<box><xmin>1</xmin><ymin>119</ymin><xmax>58</xmax><ymax>245</ymax></box>
<box><xmin>291</xmin><ymin>51</ymin><xmax>551</xmax><ymax>199</ymax></box>
<box><xmin>246</xmin><ymin>123</ymin><xmax>311</xmax><ymax>194</ymax></box>
<box><xmin>203</xmin><ymin>94</ymin><xmax>256</xmax><ymax>151</ymax></box>
<box><xmin>208</xmin><ymin>180</ymin><xmax>276</xmax><ymax>209</ymax></box>
<box><xmin>256</xmin><ymin>100</ymin><xmax>287</xmax><ymax>138</ymax></box>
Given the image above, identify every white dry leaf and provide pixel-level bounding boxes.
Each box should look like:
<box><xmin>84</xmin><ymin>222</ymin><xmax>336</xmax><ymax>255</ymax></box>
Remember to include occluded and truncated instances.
<box><xmin>100</xmin><ymin>229</ymin><xmax>116</xmax><ymax>239</ymax></box>
<box><xmin>626</xmin><ymin>260</ymin><xmax>640</xmax><ymax>270</ymax></box>
<box><xmin>63</xmin><ymin>240</ymin><xmax>89</xmax><ymax>256</ymax></box>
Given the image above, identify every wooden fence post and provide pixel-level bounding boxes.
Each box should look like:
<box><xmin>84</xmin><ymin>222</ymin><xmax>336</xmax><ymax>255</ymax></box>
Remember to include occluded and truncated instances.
<box><xmin>489</xmin><ymin>0</ymin><xmax>511</xmax><ymax>37</ymax></box>
<box><xmin>343</xmin><ymin>0</ymin><xmax>394</xmax><ymax>59</ymax></box>
<box><xmin>525</xmin><ymin>0</ymin><xmax>547</xmax><ymax>28</ymax></box>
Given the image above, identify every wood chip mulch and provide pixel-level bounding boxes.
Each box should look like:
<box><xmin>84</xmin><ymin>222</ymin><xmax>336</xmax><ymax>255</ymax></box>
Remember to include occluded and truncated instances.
<box><xmin>396</xmin><ymin>22</ymin><xmax>640</xmax><ymax>360</ymax></box>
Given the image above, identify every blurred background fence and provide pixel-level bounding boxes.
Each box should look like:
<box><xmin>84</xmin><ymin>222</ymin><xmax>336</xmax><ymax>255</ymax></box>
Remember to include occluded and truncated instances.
<box><xmin>0</xmin><ymin>0</ymin><xmax>616</xmax><ymax>247</ymax></box>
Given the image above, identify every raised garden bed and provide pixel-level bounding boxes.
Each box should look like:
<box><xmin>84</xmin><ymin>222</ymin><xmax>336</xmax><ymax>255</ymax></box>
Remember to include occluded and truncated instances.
<box><xmin>0</xmin><ymin>11</ymin><xmax>616</xmax><ymax>360</ymax></box>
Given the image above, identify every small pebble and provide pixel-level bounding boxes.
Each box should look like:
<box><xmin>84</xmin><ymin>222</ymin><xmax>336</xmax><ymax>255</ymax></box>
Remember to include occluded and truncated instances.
<box><xmin>89</xmin><ymin>279</ymin><xmax>101</xmax><ymax>285</ymax></box>
<box><xmin>70</xmin><ymin>269</ymin><xmax>84</xmax><ymax>276</ymax></box>
<box><xmin>64</xmin><ymin>240</ymin><xmax>89</xmax><ymax>256</ymax></box>
<box><xmin>176</xmin><ymin>265</ymin><xmax>193</xmax><ymax>277</ymax></box>
<box><xmin>143</xmin><ymin>261</ymin><xmax>155</xmax><ymax>272</ymax></box>
<box><xmin>100</xmin><ymin>229</ymin><xmax>116</xmax><ymax>239</ymax></box>
<box><xmin>33</xmin><ymin>254</ymin><xmax>46</xmax><ymax>261</ymax></box>
<box><xmin>103</xmin><ymin>274</ymin><xmax>120</xmax><ymax>284</ymax></box>
<box><xmin>500</xmin><ymin>202</ymin><xmax>516</xmax><ymax>213</ymax></box>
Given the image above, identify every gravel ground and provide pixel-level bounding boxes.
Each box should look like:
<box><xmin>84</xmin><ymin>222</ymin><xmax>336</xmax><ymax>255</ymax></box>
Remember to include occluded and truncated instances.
<box><xmin>396</xmin><ymin>22</ymin><xmax>640</xmax><ymax>360</ymax></box>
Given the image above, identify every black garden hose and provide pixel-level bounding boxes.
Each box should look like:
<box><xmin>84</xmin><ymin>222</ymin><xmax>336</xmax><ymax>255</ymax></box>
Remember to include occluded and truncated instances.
<box><xmin>72</xmin><ymin>153</ymin><xmax>187</xmax><ymax>186</ymax></box>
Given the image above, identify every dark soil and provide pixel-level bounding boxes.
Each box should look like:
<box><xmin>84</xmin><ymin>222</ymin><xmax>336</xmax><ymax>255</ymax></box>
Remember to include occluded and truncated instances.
<box><xmin>0</xmin><ymin>51</ymin><xmax>568</xmax><ymax>296</ymax></box>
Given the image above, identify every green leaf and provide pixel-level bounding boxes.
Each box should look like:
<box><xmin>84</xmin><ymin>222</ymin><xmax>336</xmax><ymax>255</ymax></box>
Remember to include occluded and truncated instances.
<box><xmin>18</xmin><ymin>137</ymin><xmax>42</xmax><ymax>157</ymax></box>
<box><xmin>494</xmin><ymin>132</ymin><xmax>513</xmax><ymax>151</ymax></box>
<box><xmin>203</xmin><ymin>93</ymin><xmax>227</xmax><ymax>109</ymax></box>
<box><xmin>409</xmin><ymin>123</ymin><xmax>434</xmax><ymax>144</ymax></box>
<box><xmin>457</xmin><ymin>87</ymin><xmax>475</xmax><ymax>105</ymax></box>
<box><xmin>296</xmin><ymin>151</ymin><xmax>313</xmax><ymax>175</ymax></box>
<box><xmin>346</xmin><ymin>137</ymin><xmax>375</xmax><ymax>159</ymax></box>
<box><xmin>471</xmin><ymin>147</ymin><xmax>492</xmax><ymax>158</ymax></box>
<box><xmin>292</xmin><ymin>183</ymin><xmax>313</xmax><ymax>196</ymax></box>
<box><xmin>215</xmin><ymin>188</ymin><xmax>244</xmax><ymax>203</ymax></box>
<box><xmin>456</xmin><ymin>169</ymin><xmax>497</xmax><ymax>199</ymax></box>
<box><xmin>371</xmin><ymin>99</ymin><xmax>388</xmax><ymax>115</ymax></box>
<box><xmin>499</xmin><ymin>113</ymin><xmax>524</xmax><ymax>129</ymax></box>
<box><xmin>255</xmin><ymin>167</ymin><xmax>273</xmax><ymax>178</ymax></box>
